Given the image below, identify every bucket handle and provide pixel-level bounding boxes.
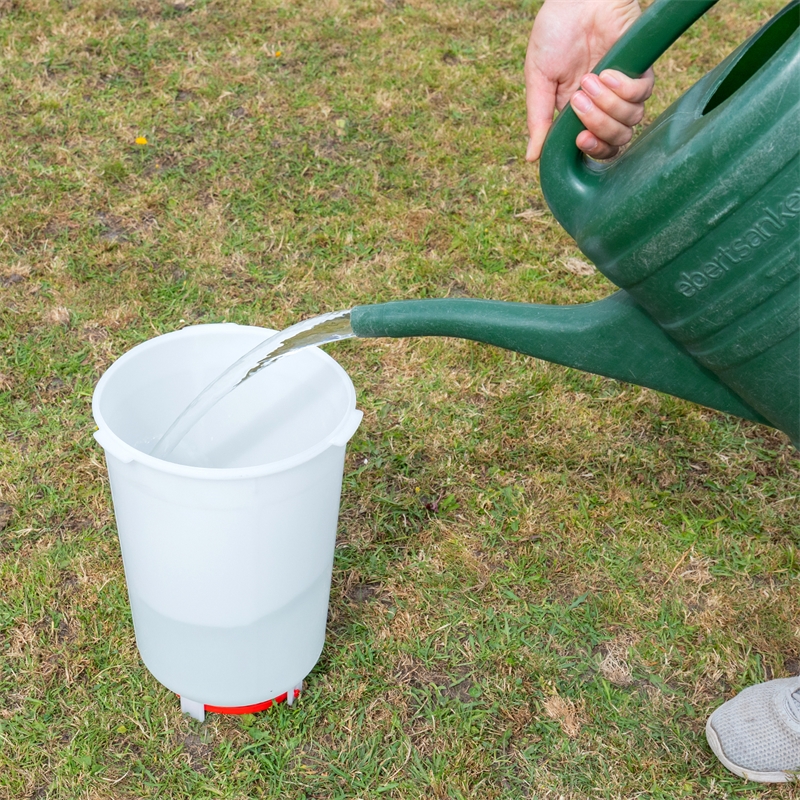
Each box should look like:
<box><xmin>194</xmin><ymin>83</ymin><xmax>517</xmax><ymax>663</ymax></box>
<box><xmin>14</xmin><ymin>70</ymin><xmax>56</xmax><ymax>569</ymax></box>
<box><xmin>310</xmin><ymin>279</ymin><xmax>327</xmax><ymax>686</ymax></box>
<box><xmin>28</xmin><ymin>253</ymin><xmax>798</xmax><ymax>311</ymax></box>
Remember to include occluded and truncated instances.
<box><xmin>540</xmin><ymin>0</ymin><xmax>719</xmax><ymax>235</ymax></box>
<box><xmin>330</xmin><ymin>409</ymin><xmax>363</xmax><ymax>448</ymax></box>
<box><xmin>94</xmin><ymin>429</ymin><xmax>136</xmax><ymax>464</ymax></box>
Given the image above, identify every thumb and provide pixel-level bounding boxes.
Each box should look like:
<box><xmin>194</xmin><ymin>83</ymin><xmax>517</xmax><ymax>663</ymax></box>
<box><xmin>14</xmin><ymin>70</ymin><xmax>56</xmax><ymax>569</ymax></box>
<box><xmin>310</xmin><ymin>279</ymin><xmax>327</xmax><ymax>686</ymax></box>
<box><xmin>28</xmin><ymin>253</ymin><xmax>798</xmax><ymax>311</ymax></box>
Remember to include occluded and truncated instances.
<box><xmin>526</xmin><ymin>72</ymin><xmax>558</xmax><ymax>162</ymax></box>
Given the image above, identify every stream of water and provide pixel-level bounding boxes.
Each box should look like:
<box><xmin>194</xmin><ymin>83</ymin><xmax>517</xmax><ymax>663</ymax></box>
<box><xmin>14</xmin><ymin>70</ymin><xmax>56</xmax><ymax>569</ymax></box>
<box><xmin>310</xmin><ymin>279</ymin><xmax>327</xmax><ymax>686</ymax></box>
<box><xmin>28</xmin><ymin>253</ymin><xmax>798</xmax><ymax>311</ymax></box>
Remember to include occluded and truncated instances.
<box><xmin>149</xmin><ymin>309</ymin><xmax>355</xmax><ymax>460</ymax></box>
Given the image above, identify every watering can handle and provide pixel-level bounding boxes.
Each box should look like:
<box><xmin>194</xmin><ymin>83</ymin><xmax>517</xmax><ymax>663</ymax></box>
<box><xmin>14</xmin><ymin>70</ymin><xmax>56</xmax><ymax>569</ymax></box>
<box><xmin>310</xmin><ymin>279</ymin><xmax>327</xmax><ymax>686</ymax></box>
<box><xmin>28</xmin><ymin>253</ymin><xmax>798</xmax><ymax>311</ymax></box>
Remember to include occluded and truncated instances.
<box><xmin>539</xmin><ymin>0</ymin><xmax>719</xmax><ymax>235</ymax></box>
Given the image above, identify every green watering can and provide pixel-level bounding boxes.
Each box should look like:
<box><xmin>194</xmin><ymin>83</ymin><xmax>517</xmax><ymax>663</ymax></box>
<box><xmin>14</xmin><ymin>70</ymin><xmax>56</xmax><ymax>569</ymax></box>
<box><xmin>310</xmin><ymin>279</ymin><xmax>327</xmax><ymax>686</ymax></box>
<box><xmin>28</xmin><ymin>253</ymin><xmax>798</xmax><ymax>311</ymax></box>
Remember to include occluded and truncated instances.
<box><xmin>348</xmin><ymin>0</ymin><xmax>800</xmax><ymax>446</ymax></box>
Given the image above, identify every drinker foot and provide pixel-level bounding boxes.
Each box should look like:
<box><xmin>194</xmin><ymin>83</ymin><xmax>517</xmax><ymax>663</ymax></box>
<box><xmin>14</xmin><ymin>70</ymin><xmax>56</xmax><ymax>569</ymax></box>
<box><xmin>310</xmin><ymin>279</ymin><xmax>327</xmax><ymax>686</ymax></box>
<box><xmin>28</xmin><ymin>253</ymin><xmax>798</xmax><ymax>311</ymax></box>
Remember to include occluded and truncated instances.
<box><xmin>179</xmin><ymin>682</ymin><xmax>303</xmax><ymax>720</ymax></box>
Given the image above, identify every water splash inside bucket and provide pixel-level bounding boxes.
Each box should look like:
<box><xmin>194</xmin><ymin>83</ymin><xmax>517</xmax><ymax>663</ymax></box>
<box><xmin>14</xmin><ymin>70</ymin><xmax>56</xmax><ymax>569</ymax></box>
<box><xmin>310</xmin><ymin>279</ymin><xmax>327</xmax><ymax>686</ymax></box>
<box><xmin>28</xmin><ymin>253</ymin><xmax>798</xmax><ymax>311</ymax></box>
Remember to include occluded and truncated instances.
<box><xmin>150</xmin><ymin>310</ymin><xmax>354</xmax><ymax>460</ymax></box>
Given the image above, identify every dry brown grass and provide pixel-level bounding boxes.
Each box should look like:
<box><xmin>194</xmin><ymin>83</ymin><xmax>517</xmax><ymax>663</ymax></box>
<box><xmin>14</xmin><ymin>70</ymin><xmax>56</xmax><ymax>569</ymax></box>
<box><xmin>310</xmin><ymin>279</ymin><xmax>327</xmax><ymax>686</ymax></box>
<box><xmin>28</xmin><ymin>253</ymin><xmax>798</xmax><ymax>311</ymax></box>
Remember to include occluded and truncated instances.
<box><xmin>1</xmin><ymin>0</ymin><xmax>797</xmax><ymax>797</ymax></box>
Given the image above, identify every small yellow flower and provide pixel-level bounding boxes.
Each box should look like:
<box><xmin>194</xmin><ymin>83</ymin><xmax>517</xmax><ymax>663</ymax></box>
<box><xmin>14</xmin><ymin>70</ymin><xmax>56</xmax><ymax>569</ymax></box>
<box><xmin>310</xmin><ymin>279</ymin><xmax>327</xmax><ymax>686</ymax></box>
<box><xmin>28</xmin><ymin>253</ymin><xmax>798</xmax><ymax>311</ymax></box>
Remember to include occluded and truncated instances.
<box><xmin>135</xmin><ymin>136</ymin><xmax>148</xmax><ymax>146</ymax></box>
<box><xmin>274</xmin><ymin>50</ymin><xmax>282</xmax><ymax>58</ymax></box>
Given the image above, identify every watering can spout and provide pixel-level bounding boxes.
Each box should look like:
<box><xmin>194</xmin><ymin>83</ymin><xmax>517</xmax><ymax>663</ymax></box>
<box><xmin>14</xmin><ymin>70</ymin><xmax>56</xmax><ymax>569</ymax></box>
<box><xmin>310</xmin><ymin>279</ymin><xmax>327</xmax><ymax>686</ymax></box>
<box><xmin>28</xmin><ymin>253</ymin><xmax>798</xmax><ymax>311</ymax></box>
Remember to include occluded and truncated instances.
<box><xmin>350</xmin><ymin>293</ymin><xmax>769</xmax><ymax>425</ymax></box>
<box><xmin>351</xmin><ymin>0</ymin><xmax>798</xmax><ymax>442</ymax></box>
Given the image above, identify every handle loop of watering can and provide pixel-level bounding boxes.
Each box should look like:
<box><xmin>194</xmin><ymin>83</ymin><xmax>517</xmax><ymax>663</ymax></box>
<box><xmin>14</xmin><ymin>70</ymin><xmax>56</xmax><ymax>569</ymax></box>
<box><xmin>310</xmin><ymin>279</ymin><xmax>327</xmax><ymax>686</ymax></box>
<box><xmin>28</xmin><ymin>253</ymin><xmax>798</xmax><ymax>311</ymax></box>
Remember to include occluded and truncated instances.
<box><xmin>539</xmin><ymin>0</ymin><xmax>719</xmax><ymax>235</ymax></box>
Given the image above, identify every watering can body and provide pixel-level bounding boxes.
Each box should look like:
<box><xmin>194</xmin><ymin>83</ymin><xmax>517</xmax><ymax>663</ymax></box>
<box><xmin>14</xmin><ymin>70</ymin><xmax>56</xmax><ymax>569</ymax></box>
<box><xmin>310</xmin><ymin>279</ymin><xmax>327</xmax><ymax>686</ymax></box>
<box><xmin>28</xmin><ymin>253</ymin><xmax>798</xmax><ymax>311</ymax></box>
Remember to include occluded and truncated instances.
<box><xmin>351</xmin><ymin>0</ymin><xmax>800</xmax><ymax>445</ymax></box>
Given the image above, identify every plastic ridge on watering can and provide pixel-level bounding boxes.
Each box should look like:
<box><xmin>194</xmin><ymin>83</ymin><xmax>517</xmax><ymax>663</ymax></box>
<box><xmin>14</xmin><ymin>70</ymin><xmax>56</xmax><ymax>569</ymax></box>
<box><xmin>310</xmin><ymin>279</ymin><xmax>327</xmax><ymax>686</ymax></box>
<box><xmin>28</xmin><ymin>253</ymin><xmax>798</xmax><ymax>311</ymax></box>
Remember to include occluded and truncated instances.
<box><xmin>349</xmin><ymin>0</ymin><xmax>800</xmax><ymax>446</ymax></box>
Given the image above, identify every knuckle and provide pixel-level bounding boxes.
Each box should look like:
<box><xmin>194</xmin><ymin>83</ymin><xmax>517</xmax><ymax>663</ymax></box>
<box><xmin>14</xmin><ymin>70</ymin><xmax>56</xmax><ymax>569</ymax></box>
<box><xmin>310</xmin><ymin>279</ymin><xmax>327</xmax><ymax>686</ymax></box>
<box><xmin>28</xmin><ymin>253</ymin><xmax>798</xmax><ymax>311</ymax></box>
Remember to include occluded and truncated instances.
<box><xmin>595</xmin><ymin>94</ymin><xmax>619</xmax><ymax>116</ymax></box>
<box><xmin>589</xmin><ymin>143</ymin><xmax>618</xmax><ymax>161</ymax></box>
<box><xmin>634</xmin><ymin>79</ymin><xmax>654</xmax><ymax>103</ymax></box>
<box><xmin>622</xmin><ymin>85</ymin><xmax>641</xmax><ymax>103</ymax></box>
<box><xmin>608</xmin><ymin>127</ymin><xmax>632</xmax><ymax>147</ymax></box>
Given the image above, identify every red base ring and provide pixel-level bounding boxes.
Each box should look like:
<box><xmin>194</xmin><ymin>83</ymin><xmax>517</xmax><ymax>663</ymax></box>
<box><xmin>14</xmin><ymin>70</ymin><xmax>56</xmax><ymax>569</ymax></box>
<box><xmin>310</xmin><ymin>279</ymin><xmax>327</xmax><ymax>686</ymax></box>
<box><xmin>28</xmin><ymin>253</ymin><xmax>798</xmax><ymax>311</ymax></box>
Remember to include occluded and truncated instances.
<box><xmin>178</xmin><ymin>688</ymin><xmax>302</xmax><ymax>716</ymax></box>
<box><xmin>205</xmin><ymin>688</ymin><xmax>301</xmax><ymax>715</ymax></box>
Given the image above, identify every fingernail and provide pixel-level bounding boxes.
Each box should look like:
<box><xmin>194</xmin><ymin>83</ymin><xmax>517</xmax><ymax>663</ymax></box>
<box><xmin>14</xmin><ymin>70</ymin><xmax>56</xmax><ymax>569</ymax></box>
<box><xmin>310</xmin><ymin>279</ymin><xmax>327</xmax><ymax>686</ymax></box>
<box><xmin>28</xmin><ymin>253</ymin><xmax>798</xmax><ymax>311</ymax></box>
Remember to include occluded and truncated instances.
<box><xmin>581</xmin><ymin>74</ymin><xmax>602</xmax><ymax>97</ymax></box>
<box><xmin>571</xmin><ymin>92</ymin><xmax>592</xmax><ymax>113</ymax></box>
<box><xmin>583</xmin><ymin>135</ymin><xmax>598</xmax><ymax>152</ymax></box>
<box><xmin>600</xmin><ymin>70</ymin><xmax>620</xmax><ymax>89</ymax></box>
<box><xmin>526</xmin><ymin>138</ymin><xmax>535</xmax><ymax>161</ymax></box>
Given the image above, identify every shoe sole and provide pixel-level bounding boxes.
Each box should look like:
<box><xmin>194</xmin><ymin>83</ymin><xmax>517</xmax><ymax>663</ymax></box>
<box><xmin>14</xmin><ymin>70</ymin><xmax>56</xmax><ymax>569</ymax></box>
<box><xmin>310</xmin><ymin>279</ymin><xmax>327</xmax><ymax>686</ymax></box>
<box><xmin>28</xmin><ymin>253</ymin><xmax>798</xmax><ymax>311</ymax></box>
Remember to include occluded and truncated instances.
<box><xmin>706</xmin><ymin>716</ymin><xmax>796</xmax><ymax>784</ymax></box>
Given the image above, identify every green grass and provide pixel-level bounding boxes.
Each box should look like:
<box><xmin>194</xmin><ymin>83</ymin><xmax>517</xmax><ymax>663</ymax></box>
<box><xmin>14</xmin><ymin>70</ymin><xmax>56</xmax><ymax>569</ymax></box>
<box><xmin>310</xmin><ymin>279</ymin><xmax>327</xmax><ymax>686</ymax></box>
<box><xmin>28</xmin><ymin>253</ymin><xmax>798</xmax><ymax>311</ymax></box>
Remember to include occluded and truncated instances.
<box><xmin>0</xmin><ymin>0</ymin><xmax>798</xmax><ymax>798</ymax></box>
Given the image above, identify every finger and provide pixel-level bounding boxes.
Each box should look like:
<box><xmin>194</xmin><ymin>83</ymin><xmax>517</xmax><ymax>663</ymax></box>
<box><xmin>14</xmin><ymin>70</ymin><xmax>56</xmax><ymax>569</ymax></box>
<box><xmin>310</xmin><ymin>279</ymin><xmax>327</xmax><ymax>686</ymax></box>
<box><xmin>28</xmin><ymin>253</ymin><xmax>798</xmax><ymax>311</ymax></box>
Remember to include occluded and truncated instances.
<box><xmin>525</xmin><ymin>71</ymin><xmax>558</xmax><ymax>162</ymax></box>
<box><xmin>576</xmin><ymin>129</ymin><xmax>619</xmax><ymax>160</ymax></box>
<box><xmin>580</xmin><ymin>73</ymin><xmax>645</xmax><ymax>128</ymax></box>
<box><xmin>570</xmin><ymin>90</ymin><xmax>633</xmax><ymax>148</ymax></box>
<box><xmin>598</xmin><ymin>67</ymin><xmax>655</xmax><ymax>104</ymax></box>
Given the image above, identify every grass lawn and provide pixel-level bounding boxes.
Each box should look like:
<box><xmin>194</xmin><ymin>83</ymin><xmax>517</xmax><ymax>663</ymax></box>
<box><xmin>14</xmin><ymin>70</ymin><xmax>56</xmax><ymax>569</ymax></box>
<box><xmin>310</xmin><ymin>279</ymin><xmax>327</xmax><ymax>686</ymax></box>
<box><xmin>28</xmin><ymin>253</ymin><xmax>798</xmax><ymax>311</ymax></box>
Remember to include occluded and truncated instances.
<box><xmin>1</xmin><ymin>0</ymin><xmax>798</xmax><ymax>797</ymax></box>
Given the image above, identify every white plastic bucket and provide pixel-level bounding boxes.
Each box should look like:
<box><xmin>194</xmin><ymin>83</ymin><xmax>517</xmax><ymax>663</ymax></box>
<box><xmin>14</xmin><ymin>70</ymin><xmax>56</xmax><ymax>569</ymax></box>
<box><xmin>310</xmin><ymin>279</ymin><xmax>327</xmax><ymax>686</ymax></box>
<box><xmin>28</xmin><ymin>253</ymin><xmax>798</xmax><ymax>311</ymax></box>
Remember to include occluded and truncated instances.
<box><xmin>92</xmin><ymin>323</ymin><xmax>362</xmax><ymax>714</ymax></box>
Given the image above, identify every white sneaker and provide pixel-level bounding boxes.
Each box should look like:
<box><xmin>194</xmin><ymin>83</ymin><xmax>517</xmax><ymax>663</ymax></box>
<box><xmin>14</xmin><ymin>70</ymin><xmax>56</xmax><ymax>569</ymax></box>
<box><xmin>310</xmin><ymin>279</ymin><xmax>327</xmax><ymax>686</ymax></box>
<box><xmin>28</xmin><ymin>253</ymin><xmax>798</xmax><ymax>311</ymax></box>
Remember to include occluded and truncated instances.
<box><xmin>706</xmin><ymin>676</ymin><xmax>800</xmax><ymax>783</ymax></box>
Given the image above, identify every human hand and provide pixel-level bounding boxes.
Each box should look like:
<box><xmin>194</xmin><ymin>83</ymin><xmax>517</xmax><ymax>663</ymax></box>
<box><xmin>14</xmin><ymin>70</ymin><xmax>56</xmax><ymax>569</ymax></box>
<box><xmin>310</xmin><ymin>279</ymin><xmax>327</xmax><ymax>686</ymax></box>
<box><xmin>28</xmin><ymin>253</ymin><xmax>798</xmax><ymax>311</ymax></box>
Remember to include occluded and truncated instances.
<box><xmin>524</xmin><ymin>0</ymin><xmax>655</xmax><ymax>161</ymax></box>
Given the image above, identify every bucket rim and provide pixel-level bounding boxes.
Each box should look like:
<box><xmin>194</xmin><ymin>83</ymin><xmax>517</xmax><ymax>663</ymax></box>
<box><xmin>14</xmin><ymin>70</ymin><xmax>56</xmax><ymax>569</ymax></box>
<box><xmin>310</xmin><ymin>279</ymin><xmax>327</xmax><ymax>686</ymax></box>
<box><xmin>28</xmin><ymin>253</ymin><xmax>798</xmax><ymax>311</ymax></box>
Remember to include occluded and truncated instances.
<box><xmin>91</xmin><ymin>322</ymin><xmax>361</xmax><ymax>480</ymax></box>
